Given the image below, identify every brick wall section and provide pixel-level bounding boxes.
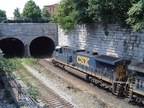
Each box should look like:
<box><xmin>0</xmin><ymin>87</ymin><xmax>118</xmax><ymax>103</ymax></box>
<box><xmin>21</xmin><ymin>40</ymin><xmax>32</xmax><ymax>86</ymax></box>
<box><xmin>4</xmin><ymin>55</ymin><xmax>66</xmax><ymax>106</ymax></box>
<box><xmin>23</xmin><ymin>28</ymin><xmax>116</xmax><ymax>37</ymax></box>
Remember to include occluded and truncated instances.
<box><xmin>44</xmin><ymin>4</ymin><xmax>59</xmax><ymax>15</ymax></box>
<box><xmin>58</xmin><ymin>23</ymin><xmax>144</xmax><ymax>62</ymax></box>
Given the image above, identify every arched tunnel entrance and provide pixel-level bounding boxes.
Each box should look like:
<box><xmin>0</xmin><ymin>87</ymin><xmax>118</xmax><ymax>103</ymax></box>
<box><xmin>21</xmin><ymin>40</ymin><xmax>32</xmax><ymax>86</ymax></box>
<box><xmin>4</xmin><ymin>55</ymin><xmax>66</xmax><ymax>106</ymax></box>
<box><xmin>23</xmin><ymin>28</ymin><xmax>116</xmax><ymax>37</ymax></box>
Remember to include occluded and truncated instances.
<box><xmin>30</xmin><ymin>36</ymin><xmax>55</xmax><ymax>57</ymax></box>
<box><xmin>0</xmin><ymin>38</ymin><xmax>24</xmax><ymax>58</ymax></box>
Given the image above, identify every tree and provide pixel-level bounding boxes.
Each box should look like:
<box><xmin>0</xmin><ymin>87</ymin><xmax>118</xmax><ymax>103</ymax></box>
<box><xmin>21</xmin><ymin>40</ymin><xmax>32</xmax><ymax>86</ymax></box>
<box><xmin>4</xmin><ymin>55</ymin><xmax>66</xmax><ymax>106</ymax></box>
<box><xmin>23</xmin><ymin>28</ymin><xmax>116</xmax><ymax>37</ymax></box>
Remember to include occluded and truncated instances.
<box><xmin>22</xmin><ymin>0</ymin><xmax>41</xmax><ymax>19</ymax></box>
<box><xmin>13</xmin><ymin>8</ymin><xmax>21</xmax><ymax>18</ymax></box>
<box><xmin>88</xmin><ymin>0</ymin><xmax>132</xmax><ymax>27</ymax></box>
<box><xmin>53</xmin><ymin>0</ymin><xmax>141</xmax><ymax>34</ymax></box>
<box><xmin>0</xmin><ymin>9</ymin><xmax>6</xmax><ymax>18</ymax></box>
<box><xmin>41</xmin><ymin>7</ymin><xmax>51</xmax><ymax>19</ymax></box>
<box><xmin>52</xmin><ymin>0</ymin><xmax>77</xmax><ymax>34</ymax></box>
<box><xmin>0</xmin><ymin>9</ymin><xmax>7</xmax><ymax>22</ymax></box>
<box><xmin>72</xmin><ymin>0</ymin><xmax>92</xmax><ymax>24</ymax></box>
<box><xmin>52</xmin><ymin>0</ymin><xmax>92</xmax><ymax>34</ymax></box>
<box><xmin>126</xmin><ymin>0</ymin><xmax>144</xmax><ymax>31</ymax></box>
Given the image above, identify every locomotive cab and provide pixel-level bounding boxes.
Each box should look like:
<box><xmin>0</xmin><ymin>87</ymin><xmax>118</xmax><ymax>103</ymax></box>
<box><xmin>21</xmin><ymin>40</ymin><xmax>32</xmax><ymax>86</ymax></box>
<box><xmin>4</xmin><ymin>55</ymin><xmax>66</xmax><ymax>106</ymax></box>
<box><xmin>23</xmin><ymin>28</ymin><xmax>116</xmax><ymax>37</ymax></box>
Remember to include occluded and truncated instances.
<box><xmin>128</xmin><ymin>62</ymin><xmax>144</xmax><ymax>103</ymax></box>
<box><xmin>52</xmin><ymin>46</ymin><xmax>85</xmax><ymax>66</ymax></box>
<box><xmin>95</xmin><ymin>55</ymin><xmax>128</xmax><ymax>82</ymax></box>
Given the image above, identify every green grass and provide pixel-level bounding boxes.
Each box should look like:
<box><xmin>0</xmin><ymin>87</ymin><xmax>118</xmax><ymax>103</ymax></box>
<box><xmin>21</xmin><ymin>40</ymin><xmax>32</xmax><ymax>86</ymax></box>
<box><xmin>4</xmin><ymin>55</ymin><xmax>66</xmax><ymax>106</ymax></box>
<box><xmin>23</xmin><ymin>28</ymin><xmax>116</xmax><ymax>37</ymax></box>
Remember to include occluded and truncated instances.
<box><xmin>23</xmin><ymin>58</ymin><xmax>53</xmax><ymax>78</ymax></box>
<box><xmin>1</xmin><ymin>58</ymin><xmax>22</xmax><ymax>75</ymax></box>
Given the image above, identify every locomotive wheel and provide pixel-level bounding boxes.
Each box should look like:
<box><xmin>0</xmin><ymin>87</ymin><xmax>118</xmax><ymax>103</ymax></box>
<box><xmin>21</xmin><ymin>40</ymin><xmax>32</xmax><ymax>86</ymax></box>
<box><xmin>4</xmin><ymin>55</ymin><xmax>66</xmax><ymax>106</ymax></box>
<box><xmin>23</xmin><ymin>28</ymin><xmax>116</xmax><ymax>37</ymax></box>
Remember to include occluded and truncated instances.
<box><xmin>128</xmin><ymin>91</ymin><xmax>134</xmax><ymax>103</ymax></box>
<box><xmin>112</xmin><ymin>83</ymin><xmax>124</xmax><ymax>96</ymax></box>
<box><xmin>136</xmin><ymin>97</ymin><xmax>142</xmax><ymax>104</ymax></box>
<box><xmin>112</xmin><ymin>82</ymin><xmax>116</xmax><ymax>94</ymax></box>
<box><xmin>52</xmin><ymin>60</ymin><xmax>58</xmax><ymax>67</ymax></box>
<box><xmin>59</xmin><ymin>64</ymin><xmax>65</xmax><ymax>70</ymax></box>
<box><xmin>109</xmin><ymin>86</ymin><xmax>113</xmax><ymax>92</ymax></box>
<box><xmin>86</xmin><ymin>74</ymin><xmax>90</xmax><ymax>82</ymax></box>
<box><xmin>124</xmin><ymin>84</ymin><xmax>130</xmax><ymax>97</ymax></box>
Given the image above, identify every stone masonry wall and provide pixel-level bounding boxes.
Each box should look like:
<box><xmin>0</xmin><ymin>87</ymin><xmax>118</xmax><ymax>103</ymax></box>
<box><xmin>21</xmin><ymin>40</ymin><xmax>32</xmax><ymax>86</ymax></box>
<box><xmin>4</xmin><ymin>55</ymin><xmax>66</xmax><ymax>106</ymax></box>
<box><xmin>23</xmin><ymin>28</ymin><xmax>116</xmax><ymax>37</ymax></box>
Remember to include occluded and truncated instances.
<box><xmin>58</xmin><ymin>23</ymin><xmax>144</xmax><ymax>62</ymax></box>
<box><xmin>0</xmin><ymin>23</ymin><xmax>58</xmax><ymax>57</ymax></box>
<box><xmin>0</xmin><ymin>23</ymin><xmax>58</xmax><ymax>45</ymax></box>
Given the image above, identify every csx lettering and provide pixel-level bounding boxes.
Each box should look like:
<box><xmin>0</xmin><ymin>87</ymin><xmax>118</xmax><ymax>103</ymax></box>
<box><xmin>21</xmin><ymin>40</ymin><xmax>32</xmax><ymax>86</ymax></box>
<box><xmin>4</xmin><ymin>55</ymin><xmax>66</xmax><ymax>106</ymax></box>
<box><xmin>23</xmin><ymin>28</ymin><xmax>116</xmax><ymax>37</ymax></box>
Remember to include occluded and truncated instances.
<box><xmin>77</xmin><ymin>55</ymin><xmax>90</xmax><ymax>67</ymax></box>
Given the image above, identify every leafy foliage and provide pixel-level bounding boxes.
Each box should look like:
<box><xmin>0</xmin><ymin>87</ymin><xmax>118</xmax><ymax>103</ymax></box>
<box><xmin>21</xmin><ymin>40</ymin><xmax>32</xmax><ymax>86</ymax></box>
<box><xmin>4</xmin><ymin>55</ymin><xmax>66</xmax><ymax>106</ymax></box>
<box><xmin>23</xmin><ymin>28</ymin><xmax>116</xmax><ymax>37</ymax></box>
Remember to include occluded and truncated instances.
<box><xmin>26</xmin><ymin>81</ymin><xmax>40</xmax><ymax>101</ymax></box>
<box><xmin>53</xmin><ymin>0</ymin><xmax>144</xmax><ymax>34</ymax></box>
<box><xmin>52</xmin><ymin>0</ymin><xmax>77</xmax><ymax>34</ymax></box>
<box><xmin>13</xmin><ymin>8</ymin><xmax>21</xmax><ymax>18</ymax></box>
<box><xmin>88</xmin><ymin>0</ymin><xmax>132</xmax><ymax>27</ymax></box>
<box><xmin>41</xmin><ymin>7</ymin><xmax>51</xmax><ymax>19</ymax></box>
<box><xmin>0</xmin><ymin>9</ymin><xmax>7</xmax><ymax>22</ymax></box>
<box><xmin>126</xmin><ymin>0</ymin><xmax>144</xmax><ymax>31</ymax></box>
<box><xmin>4</xmin><ymin>87</ymin><xmax>14</xmax><ymax>104</ymax></box>
<box><xmin>1</xmin><ymin>58</ymin><xmax>22</xmax><ymax>74</ymax></box>
<box><xmin>24</xmin><ymin>58</ymin><xmax>36</xmax><ymax>66</ymax></box>
<box><xmin>52</xmin><ymin>0</ymin><xmax>94</xmax><ymax>34</ymax></box>
<box><xmin>22</xmin><ymin>0</ymin><xmax>41</xmax><ymax>19</ymax></box>
<box><xmin>72</xmin><ymin>0</ymin><xmax>93</xmax><ymax>24</ymax></box>
<box><xmin>0</xmin><ymin>9</ymin><xmax>6</xmax><ymax>18</ymax></box>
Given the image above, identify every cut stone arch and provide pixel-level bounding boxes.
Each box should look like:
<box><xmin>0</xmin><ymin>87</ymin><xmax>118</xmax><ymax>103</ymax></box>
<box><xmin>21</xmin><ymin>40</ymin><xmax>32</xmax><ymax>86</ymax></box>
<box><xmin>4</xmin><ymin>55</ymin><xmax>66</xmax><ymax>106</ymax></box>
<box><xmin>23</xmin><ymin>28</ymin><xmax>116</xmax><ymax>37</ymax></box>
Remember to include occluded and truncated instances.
<box><xmin>0</xmin><ymin>38</ymin><xmax>24</xmax><ymax>58</ymax></box>
<box><xmin>30</xmin><ymin>36</ymin><xmax>55</xmax><ymax>57</ymax></box>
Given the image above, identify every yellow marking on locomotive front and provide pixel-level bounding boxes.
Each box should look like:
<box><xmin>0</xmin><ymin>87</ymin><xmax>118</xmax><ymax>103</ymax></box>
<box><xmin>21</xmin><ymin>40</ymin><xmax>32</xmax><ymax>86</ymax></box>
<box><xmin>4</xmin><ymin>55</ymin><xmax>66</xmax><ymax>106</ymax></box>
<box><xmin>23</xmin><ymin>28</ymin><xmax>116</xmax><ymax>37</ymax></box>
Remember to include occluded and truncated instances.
<box><xmin>116</xmin><ymin>66</ymin><xmax>126</xmax><ymax>79</ymax></box>
<box><xmin>76</xmin><ymin>55</ymin><xmax>90</xmax><ymax>67</ymax></box>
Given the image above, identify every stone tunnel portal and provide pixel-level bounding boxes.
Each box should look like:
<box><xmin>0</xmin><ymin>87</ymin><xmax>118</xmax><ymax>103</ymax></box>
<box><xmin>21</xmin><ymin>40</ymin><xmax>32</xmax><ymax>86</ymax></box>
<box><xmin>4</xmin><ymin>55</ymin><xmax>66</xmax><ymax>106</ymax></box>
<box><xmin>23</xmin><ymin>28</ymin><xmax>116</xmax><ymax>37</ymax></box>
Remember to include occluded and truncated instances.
<box><xmin>0</xmin><ymin>38</ymin><xmax>24</xmax><ymax>58</ymax></box>
<box><xmin>30</xmin><ymin>36</ymin><xmax>55</xmax><ymax>57</ymax></box>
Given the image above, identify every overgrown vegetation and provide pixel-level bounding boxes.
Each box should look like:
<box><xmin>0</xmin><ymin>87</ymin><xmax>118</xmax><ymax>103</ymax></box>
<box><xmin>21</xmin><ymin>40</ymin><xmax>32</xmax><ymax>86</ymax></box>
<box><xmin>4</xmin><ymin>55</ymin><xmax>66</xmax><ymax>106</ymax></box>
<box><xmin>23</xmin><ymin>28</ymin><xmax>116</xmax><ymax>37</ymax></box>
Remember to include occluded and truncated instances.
<box><xmin>52</xmin><ymin>0</ymin><xmax>144</xmax><ymax>34</ymax></box>
<box><xmin>26</xmin><ymin>81</ymin><xmax>40</xmax><ymax>101</ymax></box>
<box><xmin>0</xmin><ymin>58</ymin><xmax>40</xmax><ymax>101</ymax></box>
<box><xmin>126</xmin><ymin>0</ymin><xmax>144</xmax><ymax>31</ymax></box>
<box><xmin>4</xmin><ymin>87</ymin><xmax>14</xmax><ymax>104</ymax></box>
<box><xmin>1</xmin><ymin>58</ymin><xmax>22</xmax><ymax>75</ymax></box>
<box><xmin>24</xmin><ymin>57</ymin><xmax>37</xmax><ymax>66</ymax></box>
<box><xmin>52</xmin><ymin>0</ymin><xmax>77</xmax><ymax>34</ymax></box>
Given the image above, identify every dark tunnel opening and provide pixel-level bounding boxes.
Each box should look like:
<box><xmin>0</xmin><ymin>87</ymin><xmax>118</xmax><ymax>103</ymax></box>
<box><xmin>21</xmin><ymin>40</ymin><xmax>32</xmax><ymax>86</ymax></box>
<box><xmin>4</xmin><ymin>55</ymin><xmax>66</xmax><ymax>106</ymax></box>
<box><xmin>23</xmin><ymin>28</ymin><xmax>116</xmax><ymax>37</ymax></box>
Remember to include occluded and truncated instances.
<box><xmin>30</xmin><ymin>36</ymin><xmax>55</xmax><ymax>58</ymax></box>
<box><xmin>0</xmin><ymin>38</ymin><xmax>24</xmax><ymax>58</ymax></box>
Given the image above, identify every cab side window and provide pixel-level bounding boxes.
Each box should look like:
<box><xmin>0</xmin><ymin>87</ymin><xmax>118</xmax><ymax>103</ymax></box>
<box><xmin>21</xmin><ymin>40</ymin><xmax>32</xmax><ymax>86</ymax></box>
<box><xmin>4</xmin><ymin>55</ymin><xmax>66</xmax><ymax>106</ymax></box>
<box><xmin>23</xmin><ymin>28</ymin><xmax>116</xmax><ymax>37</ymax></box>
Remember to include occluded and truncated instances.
<box><xmin>59</xmin><ymin>48</ymin><xmax>62</xmax><ymax>53</ymax></box>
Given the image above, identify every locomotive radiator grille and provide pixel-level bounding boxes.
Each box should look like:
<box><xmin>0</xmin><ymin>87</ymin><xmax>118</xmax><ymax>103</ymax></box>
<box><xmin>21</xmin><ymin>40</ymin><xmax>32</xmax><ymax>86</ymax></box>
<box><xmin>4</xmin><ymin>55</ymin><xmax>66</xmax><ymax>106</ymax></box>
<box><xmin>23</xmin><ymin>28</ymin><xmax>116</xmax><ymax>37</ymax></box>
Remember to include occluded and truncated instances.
<box><xmin>95</xmin><ymin>55</ymin><xmax>124</xmax><ymax>65</ymax></box>
<box><xmin>96</xmin><ymin>55</ymin><xmax>122</xmax><ymax>62</ymax></box>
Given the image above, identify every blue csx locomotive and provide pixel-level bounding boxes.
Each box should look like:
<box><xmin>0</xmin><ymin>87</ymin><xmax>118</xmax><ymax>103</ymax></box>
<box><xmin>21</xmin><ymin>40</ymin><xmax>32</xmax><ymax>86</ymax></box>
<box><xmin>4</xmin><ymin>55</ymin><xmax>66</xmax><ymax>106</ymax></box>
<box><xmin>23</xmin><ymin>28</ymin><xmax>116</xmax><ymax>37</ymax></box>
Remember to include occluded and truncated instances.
<box><xmin>52</xmin><ymin>46</ymin><xmax>144</xmax><ymax>104</ymax></box>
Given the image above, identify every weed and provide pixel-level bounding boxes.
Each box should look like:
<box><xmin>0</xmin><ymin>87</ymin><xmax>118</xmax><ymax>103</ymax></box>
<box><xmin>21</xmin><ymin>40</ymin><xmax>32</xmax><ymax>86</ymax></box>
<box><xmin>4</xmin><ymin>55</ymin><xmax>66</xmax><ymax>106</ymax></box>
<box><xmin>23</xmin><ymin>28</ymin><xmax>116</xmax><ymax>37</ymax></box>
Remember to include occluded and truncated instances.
<box><xmin>1</xmin><ymin>58</ymin><xmax>22</xmax><ymax>75</ymax></box>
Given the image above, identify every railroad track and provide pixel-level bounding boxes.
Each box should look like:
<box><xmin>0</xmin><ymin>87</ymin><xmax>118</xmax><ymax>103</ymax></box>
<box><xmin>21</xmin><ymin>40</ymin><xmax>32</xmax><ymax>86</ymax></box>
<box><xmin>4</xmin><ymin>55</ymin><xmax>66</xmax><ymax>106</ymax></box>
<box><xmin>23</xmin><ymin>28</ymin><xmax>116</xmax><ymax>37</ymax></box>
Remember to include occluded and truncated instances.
<box><xmin>1</xmin><ymin>72</ymin><xmax>41</xmax><ymax>108</ymax></box>
<box><xmin>38</xmin><ymin>81</ymin><xmax>74</xmax><ymax>108</ymax></box>
<box><xmin>16</xmin><ymin>61</ymin><xmax>74</xmax><ymax>108</ymax></box>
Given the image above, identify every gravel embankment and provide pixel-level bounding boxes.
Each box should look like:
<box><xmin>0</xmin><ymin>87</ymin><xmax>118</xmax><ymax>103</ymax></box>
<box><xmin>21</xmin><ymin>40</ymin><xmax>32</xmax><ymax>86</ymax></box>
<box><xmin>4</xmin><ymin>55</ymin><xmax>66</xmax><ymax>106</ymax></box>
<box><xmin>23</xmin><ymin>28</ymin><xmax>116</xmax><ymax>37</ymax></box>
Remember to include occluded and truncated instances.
<box><xmin>13</xmin><ymin>58</ymin><xmax>142</xmax><ymax>108</ymax></box>
<box><xmin>38</xmin><ymin>59</ymin><xmax>141</xmax><ymax>108</ymax></box>
<box><xmin>22</xmin><ymin>61</ymin><xmax>108</xmax><ymax>108</ymax></box>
